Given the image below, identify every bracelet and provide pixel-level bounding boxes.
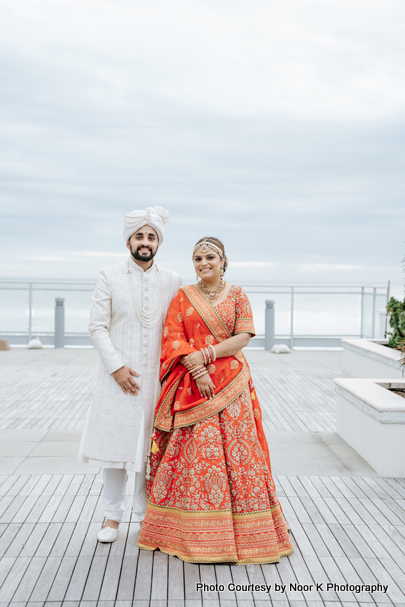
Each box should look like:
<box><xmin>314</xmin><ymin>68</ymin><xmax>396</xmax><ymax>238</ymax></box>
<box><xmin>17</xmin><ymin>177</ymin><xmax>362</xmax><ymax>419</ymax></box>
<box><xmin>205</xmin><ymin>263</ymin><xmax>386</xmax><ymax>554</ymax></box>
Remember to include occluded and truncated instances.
<box><xmin>191</xmin><ymin>365</ymin><xmax>206</xmax><ymax>378</ymax></box>
<box><xmin>200</xmin><ymin>347</ymin><xmax>208</xmax><ymax>365</ymax></box>
<box><xmin>201</xmin><ymin>347</ymin><xmax>213</xmax><ymax>365</ymax></box>
<box><xmin>208</xmin><ymin>344</ymin><xmax>217</xmax><ymax>362</ymax></box>
<box><xmin>193</xmin><ymin>369</ymin><xmax>208</xmax><ymax>380</ymax></box>
<box><xmin>191</xmin><ymin>365</ymin><xmax>205</xmax><ymax>373</ymax></box>
<box><xmin>201</xmin><ymin>348</ymin><xmax>207</xmax><ymax>365</ymax></box>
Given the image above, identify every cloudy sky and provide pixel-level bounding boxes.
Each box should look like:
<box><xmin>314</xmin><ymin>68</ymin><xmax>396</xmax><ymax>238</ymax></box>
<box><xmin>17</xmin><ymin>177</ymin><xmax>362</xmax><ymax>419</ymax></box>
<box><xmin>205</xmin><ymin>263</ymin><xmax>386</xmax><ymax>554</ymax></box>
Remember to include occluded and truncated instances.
<box><xmin>1</xmin><ymin>0</ymin><xmax>404</xmax><ymax>287</ymax></box>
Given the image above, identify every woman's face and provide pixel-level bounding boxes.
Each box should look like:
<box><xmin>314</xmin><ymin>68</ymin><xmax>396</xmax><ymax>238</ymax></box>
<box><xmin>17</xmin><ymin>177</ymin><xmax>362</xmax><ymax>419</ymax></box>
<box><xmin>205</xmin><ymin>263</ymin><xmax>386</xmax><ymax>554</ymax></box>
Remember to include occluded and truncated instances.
<box><xmin>193</xmin><ymin>246</ymin><xmax>223</xmax><ymax>281</ymax></box>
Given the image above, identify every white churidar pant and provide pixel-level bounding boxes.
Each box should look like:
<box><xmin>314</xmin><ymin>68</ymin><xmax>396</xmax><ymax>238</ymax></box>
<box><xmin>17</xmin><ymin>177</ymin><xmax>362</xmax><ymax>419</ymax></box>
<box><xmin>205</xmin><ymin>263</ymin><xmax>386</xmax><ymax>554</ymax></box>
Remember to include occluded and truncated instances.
<box><xmin>102</xmin><ymin>411</ymin><xmax>148</xmax><ymax>522</ymax></box>
<box><xmin>103</xmin><ymin>466</ymin><xmax>147</xmax><ymax>522</ymax></box>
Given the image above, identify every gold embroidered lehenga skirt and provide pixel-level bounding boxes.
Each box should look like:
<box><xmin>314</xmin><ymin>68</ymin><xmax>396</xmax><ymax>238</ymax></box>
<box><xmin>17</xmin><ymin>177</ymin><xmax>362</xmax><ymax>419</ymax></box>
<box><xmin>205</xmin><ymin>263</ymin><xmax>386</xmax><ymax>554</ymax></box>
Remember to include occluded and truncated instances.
<box><xmin>138</xmin><ymin>384</ymin><xmax>293</xmax><ymax>564</ymax></box>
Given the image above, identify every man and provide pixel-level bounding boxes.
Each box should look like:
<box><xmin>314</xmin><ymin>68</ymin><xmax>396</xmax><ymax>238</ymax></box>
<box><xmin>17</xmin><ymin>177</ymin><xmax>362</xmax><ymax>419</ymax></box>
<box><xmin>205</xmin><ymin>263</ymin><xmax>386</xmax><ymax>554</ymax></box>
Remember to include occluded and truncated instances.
<box><xmin>78</xmin><ymin>206</ymin><xmax>182</xmax><ymax>542</ymax></box>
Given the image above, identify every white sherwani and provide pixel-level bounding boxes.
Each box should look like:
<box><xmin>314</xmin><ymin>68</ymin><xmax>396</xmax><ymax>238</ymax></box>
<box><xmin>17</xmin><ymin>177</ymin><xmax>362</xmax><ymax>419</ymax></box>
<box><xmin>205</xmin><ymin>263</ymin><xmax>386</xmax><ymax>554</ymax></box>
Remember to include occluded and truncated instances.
<box><xmin>79</xmin><ymin>256</ymin><xmax>182</xmax><ymax>470</ymax></box>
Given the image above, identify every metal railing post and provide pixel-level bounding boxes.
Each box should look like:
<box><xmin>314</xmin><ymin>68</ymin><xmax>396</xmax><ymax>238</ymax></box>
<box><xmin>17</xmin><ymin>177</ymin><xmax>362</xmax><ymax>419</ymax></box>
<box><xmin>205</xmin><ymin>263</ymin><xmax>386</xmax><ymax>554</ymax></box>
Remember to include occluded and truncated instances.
<box><xmin>290</xmin><ymin>286</ymin><xmax>294</xmax><ymax>349</ymax></box>
<box><xmin>264</xmin><ymin>300</ymin><xmax>275</xmax><ymax>350</ymax></box>
<box><xmin>372</xmin><ymin>287</ymin><xmax>377</xmax><ymax>339</ymax></box>
<box><xmin>55</xmin><ymin>298</ymin><xmax>65</xmax><ymax>348</ymax></box>
<box><xmin>360</xmin><ymin>286</ymin><xmax>364</xmax><ymax>338</ymax></box>
<box><xmin>28</xmin><ymin>283</ymin><xmax>33</xmax><ymax>342</ymax></box>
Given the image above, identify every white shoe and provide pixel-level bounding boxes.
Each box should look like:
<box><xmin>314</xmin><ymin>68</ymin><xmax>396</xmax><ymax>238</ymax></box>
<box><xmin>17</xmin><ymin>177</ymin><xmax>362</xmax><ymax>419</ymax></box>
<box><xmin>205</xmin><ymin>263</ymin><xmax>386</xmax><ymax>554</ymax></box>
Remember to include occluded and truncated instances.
<box><xmin>97</xmin><ymin>526</ymin><xmax>119</xmax><ymax>543</ymax></box>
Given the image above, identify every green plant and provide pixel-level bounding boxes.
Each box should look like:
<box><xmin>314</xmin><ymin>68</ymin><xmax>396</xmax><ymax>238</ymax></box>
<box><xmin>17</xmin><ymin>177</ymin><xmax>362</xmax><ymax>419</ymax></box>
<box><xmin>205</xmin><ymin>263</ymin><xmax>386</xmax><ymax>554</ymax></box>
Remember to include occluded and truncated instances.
<box><xmin>386</xmin><ymin>296</ymin><xmax>405</xmax><ymax>348</ymax></box>
<box><xmin>398</xmin><ymin>340</ymin><xmax>405</xmax><ymax>372</ymax></box>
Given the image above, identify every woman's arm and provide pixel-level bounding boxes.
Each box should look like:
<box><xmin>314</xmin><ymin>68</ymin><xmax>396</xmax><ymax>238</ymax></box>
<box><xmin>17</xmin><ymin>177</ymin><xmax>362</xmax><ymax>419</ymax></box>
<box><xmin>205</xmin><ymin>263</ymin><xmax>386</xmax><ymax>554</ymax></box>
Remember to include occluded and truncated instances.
<box><xmin>182</xmin><ymin>332</ymin><xmax>251</xmax><ymax>368</ymax></box>
<box><xmin>213</xmin><ymin>333</ymin><xmax>250</xmax><ymax>358</ymax></box>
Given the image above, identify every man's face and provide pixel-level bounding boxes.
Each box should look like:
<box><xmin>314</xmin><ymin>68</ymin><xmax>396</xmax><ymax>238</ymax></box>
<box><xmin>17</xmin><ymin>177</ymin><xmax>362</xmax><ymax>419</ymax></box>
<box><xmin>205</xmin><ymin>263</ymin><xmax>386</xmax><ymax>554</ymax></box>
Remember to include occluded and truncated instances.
<box><xmin>127</xmin><ymin>225</ymin><xmax>159</xmax><ymax>262</ymax></box>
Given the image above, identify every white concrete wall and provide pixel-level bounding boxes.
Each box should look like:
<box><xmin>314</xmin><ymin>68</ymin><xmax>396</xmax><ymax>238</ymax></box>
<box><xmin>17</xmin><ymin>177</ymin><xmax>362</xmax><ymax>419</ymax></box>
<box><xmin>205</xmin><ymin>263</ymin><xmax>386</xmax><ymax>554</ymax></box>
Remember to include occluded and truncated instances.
<box><xmin>336</xmin><ymin>393</ymin><xmax>405</xmax><ymax>477</ymax></box>
<box><xmin>343</xmin><ymin>348</ymin><xmax>403</xmax><ymax>379</ymax></box>
<box><xmin>342</xmin><ymin>339</ymin><xmax>403</xmax><ymax>379</ymax></box>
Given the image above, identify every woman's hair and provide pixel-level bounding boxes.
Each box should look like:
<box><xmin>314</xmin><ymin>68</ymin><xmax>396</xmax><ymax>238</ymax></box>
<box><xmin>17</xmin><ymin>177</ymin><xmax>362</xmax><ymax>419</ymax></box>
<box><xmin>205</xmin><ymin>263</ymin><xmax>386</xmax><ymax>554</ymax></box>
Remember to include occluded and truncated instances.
<box><xmin>194</xmin><ymin>236</ymin><xmax>228</xmax><ymax>273</ymax></box>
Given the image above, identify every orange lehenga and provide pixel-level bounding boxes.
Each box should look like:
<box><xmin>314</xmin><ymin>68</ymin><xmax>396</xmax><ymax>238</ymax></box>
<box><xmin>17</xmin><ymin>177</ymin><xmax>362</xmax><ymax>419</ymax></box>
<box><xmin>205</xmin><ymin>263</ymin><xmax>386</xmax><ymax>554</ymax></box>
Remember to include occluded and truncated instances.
<box><xmin>138</xmin><ymin>284</ymin><xmax>293</xmax><ymax>564</ymax></box>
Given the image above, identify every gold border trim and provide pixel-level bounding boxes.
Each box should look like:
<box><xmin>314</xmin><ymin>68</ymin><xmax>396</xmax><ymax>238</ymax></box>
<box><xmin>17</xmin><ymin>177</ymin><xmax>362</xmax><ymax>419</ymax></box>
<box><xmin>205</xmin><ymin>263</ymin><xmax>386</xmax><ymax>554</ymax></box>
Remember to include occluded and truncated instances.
<box><xmin>143</xmin><ymin>501</ymin><xmax>281</xmax><ymax>516</ymax></box>
<box><xmin>138</xmin><ymin>543</ymin><xmax>294</xmax><ymax>565</ymax></box>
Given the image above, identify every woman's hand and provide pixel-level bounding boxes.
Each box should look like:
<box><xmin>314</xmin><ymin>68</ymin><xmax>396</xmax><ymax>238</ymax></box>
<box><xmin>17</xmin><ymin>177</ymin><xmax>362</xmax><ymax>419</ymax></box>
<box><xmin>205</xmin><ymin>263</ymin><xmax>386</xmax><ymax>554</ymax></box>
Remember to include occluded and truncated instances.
<box><xmin>195</xmin><ymin>373</ymin><xmax>215</xmax><ymax>399</ymax></box>
<box><xmin>182</xmin><ymin>351</ymin><xmax>204</xmax><ymax>370</ymax></box>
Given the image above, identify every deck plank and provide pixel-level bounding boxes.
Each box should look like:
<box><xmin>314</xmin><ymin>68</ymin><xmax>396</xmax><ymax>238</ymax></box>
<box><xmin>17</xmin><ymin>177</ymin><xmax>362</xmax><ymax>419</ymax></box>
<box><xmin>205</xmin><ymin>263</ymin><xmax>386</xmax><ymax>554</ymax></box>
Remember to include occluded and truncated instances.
<box><xmin>150</xmin><ymin>552</ymin><xmax>168</xmax><ymax>601</ymax></box>
<box><xmin>47</xmin><ymin>556</ymin><xmax>77</xmax><ymax>602</ymax></box>
<box><xmin>168</xmin><ymin>554</ymin><xmax>184</xmax><ymax>601</ymax></box>
<box><xmin>83</xmin><ymin>556</ymin><xmax>107</xmax><ymax>601</ymax></box>
<box><xmin>12</xmin><ymin>556</ymin><xmax>47</xmax><ymax>603</ymax></box>
<box><xmin>133</xmin><ymin>550</ymin><xmax>153</xmax><ymax>601</ymax></box>
<box><xmin>4</xmin><ymin>523</ymin><xmax>36</xmax><ymax>557</ymax></box>
<box><xmin>0</xmin><ymin>556</ymin><xmax>31</xmax><ymax>602</ymax></box>
<box><xmin>30</xmin><ymin>555</ymin><xmax>62</xmax><ymax>602</ymax></box>
<box><xmin>116</xmin><ymin>555</ymin><xmax>137</xmax><ymax>601</ymax></box>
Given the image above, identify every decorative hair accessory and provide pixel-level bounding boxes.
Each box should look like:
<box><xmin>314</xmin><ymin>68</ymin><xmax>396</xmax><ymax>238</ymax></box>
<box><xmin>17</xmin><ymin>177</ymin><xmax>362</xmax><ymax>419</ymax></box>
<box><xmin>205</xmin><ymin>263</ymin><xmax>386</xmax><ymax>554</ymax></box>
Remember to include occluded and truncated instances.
<box><xmin>193</xmin><ymin>241</ymin><xmax>224</xmax><ymax>258</ymax></box>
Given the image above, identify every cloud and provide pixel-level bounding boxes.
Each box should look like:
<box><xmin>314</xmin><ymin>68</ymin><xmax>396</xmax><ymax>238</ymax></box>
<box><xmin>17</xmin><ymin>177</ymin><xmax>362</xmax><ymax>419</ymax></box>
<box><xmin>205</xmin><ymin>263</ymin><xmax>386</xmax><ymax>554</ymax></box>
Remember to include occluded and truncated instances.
<box><xmin>0</xmin><ymin>0</ymin><xmax>404</xmax><ymax>286</ymax></box>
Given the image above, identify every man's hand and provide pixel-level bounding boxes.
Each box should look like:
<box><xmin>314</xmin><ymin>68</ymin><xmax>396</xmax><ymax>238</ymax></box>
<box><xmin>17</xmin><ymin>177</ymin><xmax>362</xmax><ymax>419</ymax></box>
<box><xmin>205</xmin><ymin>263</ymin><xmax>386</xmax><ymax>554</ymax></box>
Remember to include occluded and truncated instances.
<box><xmin>195</xmin><ymin>373</ymin><xmax>215</xmax><ymax>400</ymax></box>
<box><xmin>112</xmin><ymin>366</ymin><xmax>140</xmax><ymax>395</ymax></box>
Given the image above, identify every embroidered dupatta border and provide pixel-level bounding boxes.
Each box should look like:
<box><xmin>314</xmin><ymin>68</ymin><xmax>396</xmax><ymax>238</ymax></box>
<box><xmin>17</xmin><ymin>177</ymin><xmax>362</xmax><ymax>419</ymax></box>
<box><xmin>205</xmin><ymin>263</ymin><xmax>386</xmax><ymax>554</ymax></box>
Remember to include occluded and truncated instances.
<box><xmin>173</xmin><ymin>364</ymin><xmax>250</xmax><ymax>428</ymax></box>
<box><xmin>155</xmin><ymin>373</ymin><xmax>184</xmax><ymax>431</ymax></box>
<box><xmin>160</xmin><ymin>355</ymin><xmax>181</xmax><ymax>384</ymax></box>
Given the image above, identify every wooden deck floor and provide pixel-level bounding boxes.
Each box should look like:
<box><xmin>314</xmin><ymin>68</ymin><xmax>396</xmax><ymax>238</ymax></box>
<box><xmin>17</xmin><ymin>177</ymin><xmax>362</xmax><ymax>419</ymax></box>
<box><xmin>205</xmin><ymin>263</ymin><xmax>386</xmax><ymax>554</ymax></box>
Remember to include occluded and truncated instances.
<box><xmin>0</xmin><ymin>350</ymin><xmax>404</xmax><ymax>606</ymax></box>
<box><xmin>0</xmin><ymin>363</ymin><xmax>336</xmax><ymax>433</ymax></box>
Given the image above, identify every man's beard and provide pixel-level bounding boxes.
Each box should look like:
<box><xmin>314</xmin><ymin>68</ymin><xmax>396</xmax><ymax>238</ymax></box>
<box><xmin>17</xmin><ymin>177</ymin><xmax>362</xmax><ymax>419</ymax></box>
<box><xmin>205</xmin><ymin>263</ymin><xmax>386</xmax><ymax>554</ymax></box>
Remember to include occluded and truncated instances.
<box><xmin>130</xmin><ymin>243</ymin><xmax>157</xmax><ymax>262</ymax></box>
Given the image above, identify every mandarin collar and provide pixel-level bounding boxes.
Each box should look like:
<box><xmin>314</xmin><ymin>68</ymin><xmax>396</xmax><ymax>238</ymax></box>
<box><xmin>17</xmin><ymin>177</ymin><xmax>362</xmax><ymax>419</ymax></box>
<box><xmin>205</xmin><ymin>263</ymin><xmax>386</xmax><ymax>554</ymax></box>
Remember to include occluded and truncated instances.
<box><xmin>128</xmin><ymin>255</ymin><xmax>156</xmax><ymax>274</ymax></box>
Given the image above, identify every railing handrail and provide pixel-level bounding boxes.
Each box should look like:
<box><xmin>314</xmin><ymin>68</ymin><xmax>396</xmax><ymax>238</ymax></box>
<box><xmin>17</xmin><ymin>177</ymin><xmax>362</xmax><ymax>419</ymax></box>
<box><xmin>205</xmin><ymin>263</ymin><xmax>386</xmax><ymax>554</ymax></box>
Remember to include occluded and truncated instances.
<box><xmin>0</xmin><ymin>280</ymin><xmax>388</xmax><ymax>345</ymax></box>
<box><xmin>0</xmin><ymin>279</ymin><xmax>389</xmax><ymax>288</ymax></box>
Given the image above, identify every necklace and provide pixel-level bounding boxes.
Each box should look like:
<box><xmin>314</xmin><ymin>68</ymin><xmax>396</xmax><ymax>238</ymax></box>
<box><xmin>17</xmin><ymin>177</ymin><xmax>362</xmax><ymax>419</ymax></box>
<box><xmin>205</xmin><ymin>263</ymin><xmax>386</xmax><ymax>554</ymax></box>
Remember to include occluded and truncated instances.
<box><xmin>198</xmin><ymin>279</ymin><xmax>226</xmax><ymax>303</ymax></box>
<box><xmin>126</xmin><ymin>261</ymin><xmax>164</xmax><ymax>328</ymax></box>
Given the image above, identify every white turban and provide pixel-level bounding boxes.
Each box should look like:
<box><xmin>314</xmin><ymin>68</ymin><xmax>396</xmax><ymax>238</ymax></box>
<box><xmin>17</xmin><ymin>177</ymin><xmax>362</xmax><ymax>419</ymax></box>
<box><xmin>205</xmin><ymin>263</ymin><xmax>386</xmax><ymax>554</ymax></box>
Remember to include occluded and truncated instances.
<box><xmin>123</xmin><ymin>206</ymin><xmax>170</xmax><ymax>244</ymax></box>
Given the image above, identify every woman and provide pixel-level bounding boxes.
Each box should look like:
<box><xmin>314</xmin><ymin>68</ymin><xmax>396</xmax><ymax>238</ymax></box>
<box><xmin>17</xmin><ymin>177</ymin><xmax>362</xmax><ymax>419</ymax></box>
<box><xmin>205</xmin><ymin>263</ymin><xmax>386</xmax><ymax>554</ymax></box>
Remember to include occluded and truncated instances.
<box><xmin>138</xmin><ymin>237</ymin><xmax>293</xmax><ymax>564</ymax></box>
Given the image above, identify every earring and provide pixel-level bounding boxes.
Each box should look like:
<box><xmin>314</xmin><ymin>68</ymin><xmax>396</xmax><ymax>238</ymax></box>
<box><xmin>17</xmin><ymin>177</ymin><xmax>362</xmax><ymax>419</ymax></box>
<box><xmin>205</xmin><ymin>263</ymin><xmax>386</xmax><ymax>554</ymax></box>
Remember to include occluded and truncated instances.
<box><xmin>220</xmin><ymin>267</ymin><xmax>224</xmax><ymax>277</ymax></box>
<box><xmin>196</xmin><ymin>275</ymin><xmax>199</xmax><ymax>282</ymax></box>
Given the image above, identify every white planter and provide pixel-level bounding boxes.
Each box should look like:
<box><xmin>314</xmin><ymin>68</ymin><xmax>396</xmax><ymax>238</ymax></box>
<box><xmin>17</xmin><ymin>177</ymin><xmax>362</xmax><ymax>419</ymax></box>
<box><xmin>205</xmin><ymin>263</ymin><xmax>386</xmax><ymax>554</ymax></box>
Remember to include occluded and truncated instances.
<box><xmin>335</xmin><ymin>378</ymin><xmax>405</xmax><ymax>477</ymax></box>
<box><xmin>342</xmin><ymin>338</ymin><xmax>403</xmax><ymax>379</ymax></box>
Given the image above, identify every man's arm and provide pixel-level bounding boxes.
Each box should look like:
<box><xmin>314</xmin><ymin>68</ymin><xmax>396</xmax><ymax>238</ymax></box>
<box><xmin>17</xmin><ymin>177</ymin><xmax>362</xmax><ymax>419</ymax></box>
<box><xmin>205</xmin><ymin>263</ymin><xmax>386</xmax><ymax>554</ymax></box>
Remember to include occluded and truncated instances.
<box><xmin>89</xmin><ymin>270</ymin><xmax>140</xmax><ymax>395</ymax></box>
<box><xmin>89</xmin><ymin>269</ymin><xmax>125</xmax><ymax>374</ymax></box>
